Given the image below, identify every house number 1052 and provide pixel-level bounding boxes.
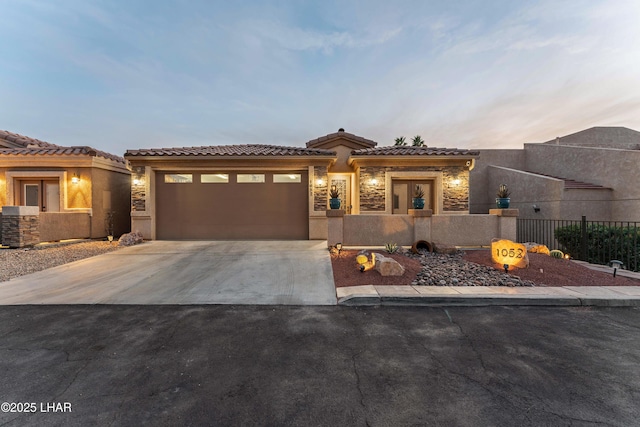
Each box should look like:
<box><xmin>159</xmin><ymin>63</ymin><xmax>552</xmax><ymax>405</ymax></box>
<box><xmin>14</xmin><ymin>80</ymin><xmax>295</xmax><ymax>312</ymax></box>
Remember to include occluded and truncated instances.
<box><xmin>496</xmin><ymin>248</ymin><xmax>524</xmax><ymax>258</ymax></box>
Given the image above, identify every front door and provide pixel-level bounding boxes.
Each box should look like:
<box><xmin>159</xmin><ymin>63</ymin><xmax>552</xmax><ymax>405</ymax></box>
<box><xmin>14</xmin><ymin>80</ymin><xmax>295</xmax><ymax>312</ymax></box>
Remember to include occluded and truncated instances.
<box><xmin>19</xmin><ymin>180</ymin><xmax>60</xmax><ymax>212</ymax></box>
<box><xmin>329</xmin><ymin>174</ymin><xmax>352</xmax><ymax>213</ymax></box>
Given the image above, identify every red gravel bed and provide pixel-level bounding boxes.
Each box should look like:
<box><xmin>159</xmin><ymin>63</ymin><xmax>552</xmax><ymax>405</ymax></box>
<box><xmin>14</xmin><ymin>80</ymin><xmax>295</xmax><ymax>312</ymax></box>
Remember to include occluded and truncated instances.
<box><xmin>462</xmin><ymin>250</ymin><xmax>640</xmax><ymax>287</ymax></box>
<box><xmin>331</xmin><ymin>249</ymin><xmax>640</xmax><ymax>288</ymax></box>
<box><xmin>331</xmin><ymin>250</ymin><xmax>422</xmax><ymax>288</ymax></box>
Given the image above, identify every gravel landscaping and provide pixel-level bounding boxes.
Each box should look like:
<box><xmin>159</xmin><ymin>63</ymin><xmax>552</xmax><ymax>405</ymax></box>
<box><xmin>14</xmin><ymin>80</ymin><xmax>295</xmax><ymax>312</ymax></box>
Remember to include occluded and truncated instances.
<box><xmin>0</xmin><ymin>241</ymin><xmax>120</xmax><ymax>282</ymax></box>
<box><xmin>407</xmin><ymin>250</ymin><xmax>537</xmax><ymax>287</ymax></box>
<box><xmin>331</xmin><ymin>247</ymin><xmax>640</xmax><ymax>288</ymax></box>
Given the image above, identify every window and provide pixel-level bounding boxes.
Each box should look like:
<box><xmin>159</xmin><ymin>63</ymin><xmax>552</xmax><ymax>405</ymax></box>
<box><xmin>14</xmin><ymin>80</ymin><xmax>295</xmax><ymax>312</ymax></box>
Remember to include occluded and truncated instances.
<box><xmin>201</xmin><ymin>174</ymin><xmax>229</xmax><ymax>183</ymax></box>
<box><xmin>273</xmin><ymin>174</ymin><xmax>301</xmax><ymax>183</ymax></box>
<box><xmin>164</xmin><ymin>174</ymin><xmax>193</xmax><ymax>183</ymax></box>
<box><xmin>237</xmin><ymin>174</ymin><xmax>265</xmax><ymax>183</ymax></box>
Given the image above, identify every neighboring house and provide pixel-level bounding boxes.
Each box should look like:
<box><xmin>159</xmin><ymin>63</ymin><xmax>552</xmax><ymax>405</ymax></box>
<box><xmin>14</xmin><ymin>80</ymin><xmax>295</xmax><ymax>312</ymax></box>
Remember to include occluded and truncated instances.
<box><xmin>0</xmin><ymin>130</ymin><xmax>131</xmax><ymax>243</ymax></box>
<box><xmin>125</xmin><ymin>129</ymin><xmax>479</xmax><ymax>240</ymax></box>
<box><xmin>470</xmin><ymin>127</ymin><xmax>640</xmax><ymax>222</ymax></box>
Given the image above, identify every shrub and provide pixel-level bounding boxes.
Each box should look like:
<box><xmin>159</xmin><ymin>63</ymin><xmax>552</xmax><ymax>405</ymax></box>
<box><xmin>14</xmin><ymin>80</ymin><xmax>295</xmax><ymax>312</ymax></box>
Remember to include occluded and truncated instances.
<box><xmin>554</xmin><ymin>224</ymin><xmax>640</xmax><ymax>271</ymax></box>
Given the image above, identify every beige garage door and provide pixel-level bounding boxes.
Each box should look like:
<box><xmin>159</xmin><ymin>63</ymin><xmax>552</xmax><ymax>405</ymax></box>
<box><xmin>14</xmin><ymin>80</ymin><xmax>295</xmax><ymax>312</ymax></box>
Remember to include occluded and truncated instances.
<box><xmin>156</xmin><ymin>171</ymin><xmax>309</xmax><ymax>240</ymax></box>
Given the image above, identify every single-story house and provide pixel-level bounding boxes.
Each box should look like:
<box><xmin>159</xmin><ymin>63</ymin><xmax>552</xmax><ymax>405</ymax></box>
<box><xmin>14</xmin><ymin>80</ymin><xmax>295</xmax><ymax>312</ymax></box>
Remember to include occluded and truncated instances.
<box><xmin>470</xmin><ymin>126</ymin><xmax>640</xmax><ymax>222</ymax></box>
<box><xmin>0</xmin><ymin>130</ymin><xmax>131</xmax><ymax>244</ymax></box>
<box><xmin>125</xmin><ymin>129</ymin><xmax>479</xmax><ymax>240</ymax></box>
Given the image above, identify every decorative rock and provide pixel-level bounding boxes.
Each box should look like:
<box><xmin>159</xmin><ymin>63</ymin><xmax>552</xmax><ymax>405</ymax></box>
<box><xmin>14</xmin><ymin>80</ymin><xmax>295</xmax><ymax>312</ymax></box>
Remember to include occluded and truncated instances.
<box><xmin>524</xmin><ymin>242</ymin><xmax>550</xmax><ymax>255</ymax></box>
<box><xmin>433</xmin><ymin>242</ymin><xmax>458</xmax><ymax>255</ymax></box>
<box><xmin>118</xmin><ymin>231</ymin><xmax>144</xmax><ymax>247</ymax></box>
<box><xmin>491</xmin><ymin>238</ymin><xmax>529</xmax><ymax>269</ymax></box>
<box><xmin>374</xmin><ymin>253</ymin><xmax>405</xmax><ymax>276</ymax></box>
<box><xmin>406</xmin><ymin>250</ymin><xmax>537</xmax><ymax>287</ymax></box>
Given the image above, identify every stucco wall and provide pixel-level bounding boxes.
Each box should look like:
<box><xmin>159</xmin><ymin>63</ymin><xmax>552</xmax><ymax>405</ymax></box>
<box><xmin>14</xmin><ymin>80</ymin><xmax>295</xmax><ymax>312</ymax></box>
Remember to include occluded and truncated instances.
<box><xmin>469</xmin><ymin>150</ymin><xmax>525</xmax><ymax>214</ymax></box>
<box><xmin>343</xmin><ymin>214</ymin><xmax>414</xmax><ymax>245</ymax></box>
<box><xmin>40</xmin><ymin>212</ymin><xmax>91</xmax><ymax>241</ymax></box>
<box><xmin>523</xmin><ymin>144</ymin><xmax>640</xmax><ymax>221</ymax></box>
<box><xmin>91</xmin><ymin>168</ymin><xmax>131</xmax><ymax>238</ymax></box>
<box><xmin>328</xmin><ymin>212</ymin><xmax>516</xmax><ymax>246</ymax></box>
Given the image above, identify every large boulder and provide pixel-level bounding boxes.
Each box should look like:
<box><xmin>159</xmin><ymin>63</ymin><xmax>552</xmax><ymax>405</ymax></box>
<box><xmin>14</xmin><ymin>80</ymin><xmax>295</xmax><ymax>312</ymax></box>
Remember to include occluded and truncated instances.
<box><xmin>491</xmin><ymin>238</ymin><xmax>529</xmax><ymax>269</ymax></box>
<box><xmin>524</xmin><ymin>242</ymin><xmax>550</xmax><ymax>255</ymax></box>
<box><xmin>118</xmin><ymin>231</ymin><xmax>144</xmax><ymax>247</ymax></box>
<box><xmin>374</xmin><ymin>253</ymin><xmax>405</xmax><ymax>276</ymax></box>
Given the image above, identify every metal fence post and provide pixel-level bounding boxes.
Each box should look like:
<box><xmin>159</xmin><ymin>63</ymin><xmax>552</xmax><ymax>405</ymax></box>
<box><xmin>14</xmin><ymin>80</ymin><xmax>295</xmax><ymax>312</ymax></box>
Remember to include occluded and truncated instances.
<box><xmin>581</xmin><ymin>215</ymin><xmax>588</xmax><ymax>261</ymax></box>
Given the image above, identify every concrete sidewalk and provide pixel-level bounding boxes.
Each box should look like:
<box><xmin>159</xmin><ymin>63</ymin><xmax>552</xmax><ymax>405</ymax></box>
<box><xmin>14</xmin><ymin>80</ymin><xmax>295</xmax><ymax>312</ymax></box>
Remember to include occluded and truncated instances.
<box><xmin>337</xmin><ymin>284</ymin><xmax>640</xmax><ymax>306</ymax></box>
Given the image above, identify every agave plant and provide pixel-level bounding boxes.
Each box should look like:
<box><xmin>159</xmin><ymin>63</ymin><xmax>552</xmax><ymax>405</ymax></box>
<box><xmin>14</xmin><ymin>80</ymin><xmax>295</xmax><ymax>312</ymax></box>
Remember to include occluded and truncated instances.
<box><xmin>414</xmin><ymin>184</ymin><xmax>425</xmax><ymax>199</ymax></box>
<box><xmin>496</xmin><ymin>184</ymin><xmax>510</xmax><ymax>198</ymax></box>
<box><xmin>384</xmin><ymin>242</ymin><xmax>398</xmax><ymax>254</ymax></box>
<box><xmin>329</xmin><ymin>187</ymin><xmax>340</xmax><ymax>199</ymax></box>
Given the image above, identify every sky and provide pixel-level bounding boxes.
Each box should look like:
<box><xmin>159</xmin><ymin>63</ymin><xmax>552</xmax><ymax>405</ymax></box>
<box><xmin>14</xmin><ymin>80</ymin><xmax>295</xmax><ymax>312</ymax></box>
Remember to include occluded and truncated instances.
<box><xmin>1</xmin><ymin>0</ymin><xmax>640</xmax><ymax>155</ymax></box>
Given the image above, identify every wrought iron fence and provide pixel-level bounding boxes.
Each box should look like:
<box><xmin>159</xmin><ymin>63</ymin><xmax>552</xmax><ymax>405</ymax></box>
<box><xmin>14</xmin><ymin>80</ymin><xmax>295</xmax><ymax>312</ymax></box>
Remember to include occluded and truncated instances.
<box><xmin>517</xmin><ymin>216</ymin><xmax>640</xmax><ymax>272</ymax></box>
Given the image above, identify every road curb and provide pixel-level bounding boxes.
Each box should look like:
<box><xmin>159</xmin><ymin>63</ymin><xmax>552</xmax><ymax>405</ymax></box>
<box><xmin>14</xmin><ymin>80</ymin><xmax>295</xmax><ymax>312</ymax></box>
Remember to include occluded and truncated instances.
<box><xmin>336</xmin><ymin>284</ymin><xmax>640</xmax><ymax>307</ymax></box>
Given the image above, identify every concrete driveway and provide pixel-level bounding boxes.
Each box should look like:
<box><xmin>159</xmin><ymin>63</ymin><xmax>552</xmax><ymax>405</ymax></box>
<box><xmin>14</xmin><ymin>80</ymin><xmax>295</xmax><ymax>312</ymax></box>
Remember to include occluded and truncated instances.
<box><xmin>0</xmin><ymin>241</ymin><xmax>337</xmax><ymax>305</ymax></box>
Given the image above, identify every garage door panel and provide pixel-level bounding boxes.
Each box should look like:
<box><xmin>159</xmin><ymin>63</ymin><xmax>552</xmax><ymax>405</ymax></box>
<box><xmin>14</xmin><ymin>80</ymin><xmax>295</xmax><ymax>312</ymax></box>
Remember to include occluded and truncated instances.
<box><xmin>157</xmin><ymin>171</ymin><xmax>308</xmax><ymax>240</ymax></box>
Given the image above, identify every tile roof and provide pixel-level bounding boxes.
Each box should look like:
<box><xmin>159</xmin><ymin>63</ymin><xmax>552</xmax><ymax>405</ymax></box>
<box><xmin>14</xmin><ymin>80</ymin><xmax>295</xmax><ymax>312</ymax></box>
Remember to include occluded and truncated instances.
<box><xmin>525</xmin><ymin>171</ymin><xmax>609</xmax><ymax>189</ymax></box>
<box><xmin>351</xmin><ymin>146</ymin><xmax>480</xmax><ymax>156</ymax></box>
<box><xmin>125</xmin><ymin>144</ymin><xmax>336</xmax><ymax>157</ymax></box>
<box><xmin>0</xmin><ymin>130</ymin><xmax>125</xmax><ymax>164</ymax></box>
<box><xmin>0</xmin><ymin>146</ymin><xmax>126</xmax><ymax>164</ymax></box>
<box><xmin>0</xmin><ymin>130</ymin><xmax>59</xmax><ymax>148</ymax></box>
<box><xmin>305</xmin><ymin>130</ymin><xmax>377</xmax><ymax>148</ymax></box>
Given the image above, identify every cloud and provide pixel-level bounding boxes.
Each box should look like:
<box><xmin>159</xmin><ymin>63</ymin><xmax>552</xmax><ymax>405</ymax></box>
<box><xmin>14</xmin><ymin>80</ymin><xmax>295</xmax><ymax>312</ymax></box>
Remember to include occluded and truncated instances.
<box><xmin>246</xmin><ymin>20</ymin><xmax>402</xmax><ymax>53</ymax></box>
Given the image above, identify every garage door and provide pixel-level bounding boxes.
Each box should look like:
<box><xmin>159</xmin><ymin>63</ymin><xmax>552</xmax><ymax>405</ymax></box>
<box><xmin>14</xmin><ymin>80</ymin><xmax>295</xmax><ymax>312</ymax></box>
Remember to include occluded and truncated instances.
<box><xmin>156</xmin><ymin>171</ymin><xmax>309</xmax><ymax>240</ymax></box>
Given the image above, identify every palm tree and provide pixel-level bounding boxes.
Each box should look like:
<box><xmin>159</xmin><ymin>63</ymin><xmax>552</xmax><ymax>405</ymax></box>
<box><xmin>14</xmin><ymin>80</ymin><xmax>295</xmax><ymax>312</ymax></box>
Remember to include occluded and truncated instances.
<box><xmin>412</xmin><ymin>135</ymin><xmax>425</xmax><ymax>147</ymax></box>
<box><xmin>394</xmin><ymin>136</ymin><xmax>407</xmax><ymax>146</ymax></box>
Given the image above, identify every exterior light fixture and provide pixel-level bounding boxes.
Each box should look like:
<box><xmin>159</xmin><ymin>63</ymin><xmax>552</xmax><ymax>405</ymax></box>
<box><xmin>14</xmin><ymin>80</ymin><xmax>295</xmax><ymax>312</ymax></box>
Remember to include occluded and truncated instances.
<box><xmin>564</xmin><ymin>254</ymin><xmax>571</xmax><ymax>260</ymax></box>
<box><xmin>133</xmin><ymin>178</ymin><xmax>141</xmax><ymax>186</ymax></box>
<box><xmin>316</xmin><ymin>179</ymin><xmax>325</xmax><ymax>186</ymax></box>
<box><xmin>370</xmin><ymin>178</ymin><xmax>378</xmax><ymax>185</ymax></box>
<box><xmin>335</xmin><ymin>243</ymin><xmax>342</xmax><ymax>253</ymax></box>
<box><xmin>71</xmin><ymin>174</ymin><xmax>80</xmax><ymax>184</ymax></box>
<box><xmin>451</xmin><ymin>179</ymin><xmax>461</xmax><ymax>186</ymax></box>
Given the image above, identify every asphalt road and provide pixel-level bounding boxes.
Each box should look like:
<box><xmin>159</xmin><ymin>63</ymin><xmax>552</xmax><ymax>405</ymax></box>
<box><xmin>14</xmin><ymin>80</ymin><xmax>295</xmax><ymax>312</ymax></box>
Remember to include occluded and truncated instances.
<box><xmin>1</xmin><ymin>305</ymin><xmax>639</xmax><ymax>426</ymax></box>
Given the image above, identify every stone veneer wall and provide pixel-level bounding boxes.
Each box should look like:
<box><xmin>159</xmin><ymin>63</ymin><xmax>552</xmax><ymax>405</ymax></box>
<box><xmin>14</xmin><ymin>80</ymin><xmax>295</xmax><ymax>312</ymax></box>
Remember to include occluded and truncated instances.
<box><xmin>131</xmin><ymin>167</ymin><xmax>147</xmax><ymax>212</ymax></box>
<box><xmin>0</xmin><ymin>213</ymin><xmax>2</xmax><ymax>242</ymax></box>
<box><xmin>359</xmin><ymin>166</ymin><xmax>470</xmax><ymax>212</ymax></box>
<box><xmin>131</xmin><ymin>173</ymin><xmax>146</xmax><ymax>211</ymax></box>
<box><xmin>359</xmin><ymin>167</ymin><xmax>386</xmax><ymax>211</ymax></box>
<box><xmin>313</xmin><ymin>166</ymin><xmax>328</xmax><ymax>211</ymax></box>
<box><xmin>442</xmin><ymin>168</ymin><xmax>470</xmax><ymax>211</ymax></box>
<box><xmin>1</xmin><ymin>208</ymin><xmax>40</xmax><ymax>248</ymax></box>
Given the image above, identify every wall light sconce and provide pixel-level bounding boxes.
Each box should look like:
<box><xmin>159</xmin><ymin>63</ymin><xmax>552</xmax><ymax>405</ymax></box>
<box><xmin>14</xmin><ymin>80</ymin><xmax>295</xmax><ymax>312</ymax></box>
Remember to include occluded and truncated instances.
<box><xmin>71</xmin><ymin>174</ymin><xmax>80</xmax><ymax>184</ymax></box>
<box><xmin>533</xmin><ymin>204</ymin><xmax>541</xmax><ymax>213</ymax></box>
<box><xmin>133</xmin><ymin>177</ymin><xmax>141</xmax><ymax>186</ymax></box>
<box><xmin>370</xmin><ymin>178</ymin><xmax>378</xmax><ymax>185</ymax></box>
<box><xmin>451</xmin><ymin>179</ymin><xmax>461</xmax><ymax>186</ymax></box>
<box><xmin>316</xmin><ymin>178</ymin><xmax>325</xmax><ymax>186</ymax></box>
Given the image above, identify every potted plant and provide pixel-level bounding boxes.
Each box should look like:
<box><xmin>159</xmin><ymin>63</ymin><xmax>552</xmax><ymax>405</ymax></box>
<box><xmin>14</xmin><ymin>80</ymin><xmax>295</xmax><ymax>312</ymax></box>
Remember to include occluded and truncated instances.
<box><xmin>329</xmin><ymin>186</ymin><xmax>341</xmax><ymax>209</ymax></box>
<box><xmin>412</xmin><ymin>185</ymin><xmax>425</xmax><ymax>209</ymax></box>
<box><xmin>496</xmin><ymin>184</ymin><xmax>511</xmax><ymax>208</ymax></box>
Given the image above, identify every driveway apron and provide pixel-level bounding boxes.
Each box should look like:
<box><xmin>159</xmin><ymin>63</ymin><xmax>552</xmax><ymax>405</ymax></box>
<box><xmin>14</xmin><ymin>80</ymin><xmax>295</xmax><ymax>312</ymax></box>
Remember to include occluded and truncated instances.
<box><xmin>0</xmin><ymin>241</ymin><xmax>337</xmax><ymax>305</ymax></box>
